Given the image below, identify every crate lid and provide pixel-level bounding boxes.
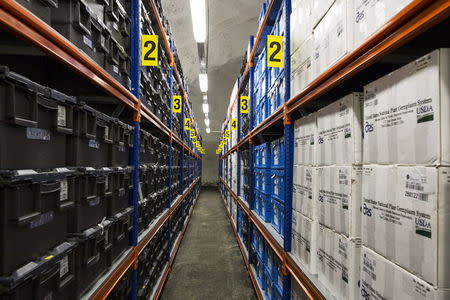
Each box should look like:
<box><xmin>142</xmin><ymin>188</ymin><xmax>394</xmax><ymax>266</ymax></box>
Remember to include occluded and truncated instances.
<box><xmin>0</xmin><ymin>168</ymin><xmax>77</xmax><ymax>184</ymax></box>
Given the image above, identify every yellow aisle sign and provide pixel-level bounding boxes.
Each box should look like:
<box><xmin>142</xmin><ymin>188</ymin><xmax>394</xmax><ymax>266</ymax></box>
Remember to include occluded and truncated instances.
<box><xmin>231</xmin><ymin>118</ymin><xmax>237</xmax><ymax>130</ymax></box>
<box><xmin>267</xmin><ymin>35</ymin><xmax>283</xmax><ymax>68</ymax></box>
<box><xmin>190</xmin><ymin>129</ymin><xmax>195</xmax><ymax>138</ymax></box>
<box><xmin>172</xmin><ymin>95</ymin><xmax>182</xmax><ymax>113</ymax></box>
<box><xmin>240</xmin><ymin>96</ymin><xmax>249</xmax><ymax>114</ymax></box>
<box><xmin>141</xmin><ymin>35</ymin><xmax>159</xmax><ymax>66</ymax></box>
<box><xmin>224</xmin><ymin>130</ymin><xmax>230</xmax><ymax>139</ymax></box>
<box><xmin>184</xmin><ymin>118</ymin><xmax>191</xmax><ymax>130</ymax></box>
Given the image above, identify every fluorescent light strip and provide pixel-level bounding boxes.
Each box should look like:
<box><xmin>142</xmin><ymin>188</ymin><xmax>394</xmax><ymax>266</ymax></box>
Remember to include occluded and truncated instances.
<box><xmin>199</xmin><ymin>73</ymin><xmax>208</xmax><ymax>92</ymax></box>
<box><xmin>189</xmin><ymin>0</ymin><xmax>207</xmax><ymax>43</ymax></box>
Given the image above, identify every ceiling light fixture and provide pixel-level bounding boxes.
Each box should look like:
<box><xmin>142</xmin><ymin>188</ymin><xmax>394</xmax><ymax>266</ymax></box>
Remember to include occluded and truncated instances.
<box><xmin>204</xmin><ymin>118</ymin><xmax>210</xmax><ymax>127</ymax></box>
<box><xmin>202</xmin><ymin>102</ymin><xmax>209</xmax><ymax>114</ymax></box>
<box><xmin>199</xmin><ymin>73</ymin><xmax>208</xmax><ymax>92</ymax></box>
<box><xmin>206</xmin><ymin>128</ymin><xmax>211</xmax><ymax>134</ymax></box>
<box><xmin>189</xmin><ymin>0</ymin><xmax>207</xmax><ymax>43</ymax></box>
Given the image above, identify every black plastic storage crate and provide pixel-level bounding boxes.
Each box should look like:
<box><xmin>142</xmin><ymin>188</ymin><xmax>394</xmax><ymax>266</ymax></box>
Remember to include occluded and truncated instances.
<box><xmin>90</xmin><ymin>16</ymin><xmax>112</xmax><ymax>67</ymax></box>
<box><xmin>51</xmin><ymin>0</ymin><xmax>98</xmax><ymax>61</ymax></box>
<box><xmin>68</xmin><ymin>167</ymin><xmax>112</xmax><ymax>233</ymax></box>
<box><xmin>0</xmin><ymin>169</ymin><xmax>76</xmax><ymax>277</ymax></box>
<box><xmin>68</xmin><ymin>103</ymin><xmax>114</xmax><ymax>168</ymax></box>
<box><xmin>138</xmin><ymin>198</ymin><xmax>150</xmax><ymax>233</ymax></box>
<box><xmin>108</xmin><ymin>166</ymin><xmax>132</xmax><ymax>216</ymax></box>
<box><xmin>0</xmin><ymin>66</ymin><xmax>76</xmax><ymax>170</ymax></box>
<box><xmin>139</xmin><ymin>130</ymin><xmax>153</xmax><ymax>164</ymax></box>
<box><xmin>0</xmin><ymin>241</ymin><xmax>77</xmax><ymax>300</ymax></box>
<box><xmin>110</xmin><ymin>119</ymin><xmax>133</xmax><ymax>167</ymax></box>
<box><xmin>70</xmin><ymin>219</ymin><xmax>112</xmax><ymax>297</ymax></box>
<box><xmin>109</xmin><ymin>206</ymin><xmax>133</xmax><ymax>265</ymax></box>
<box><xmin>16</xmin><ymin>0</ymin><xmax>56</xmax><ymax>25</ymax></box>
<box><xmin>104</xmin><ymin>38</ymin><xmax>131</xmax><ymax>90</ymax></box>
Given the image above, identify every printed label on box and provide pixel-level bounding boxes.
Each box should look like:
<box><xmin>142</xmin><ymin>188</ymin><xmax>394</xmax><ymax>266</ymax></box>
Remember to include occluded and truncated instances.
<box><xmin>59</xmin><ymin>255</ymin><xmax>69</xmax><ymax>278</ymax></box>
<box><xmin>57</xmin><ymin>106</ymin><xmax>66</xmax><ymax>127</ymax></box>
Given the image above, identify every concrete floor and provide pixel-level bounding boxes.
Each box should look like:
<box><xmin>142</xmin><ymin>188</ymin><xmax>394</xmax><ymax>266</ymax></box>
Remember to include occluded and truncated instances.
<box><xmin>161</xmin><ymin>187</ymin><xmax>257</xmax><ymax>300</ymax></box>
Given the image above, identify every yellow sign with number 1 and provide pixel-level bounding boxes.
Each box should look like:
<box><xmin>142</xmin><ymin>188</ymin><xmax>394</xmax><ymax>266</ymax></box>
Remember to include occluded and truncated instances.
<box><xmin>267</xmin><ymin>35</ymin><xmax>283</xmax><ymax>68</ymax></box>
<box><xmin>141</xmin><ymin>35</ymin><xmax>159</xmax><ymax>66</ymax></box>
<box><xmin>172</xmin><ymin>95</ymin><xmax>182</xmax><ymax>113</ymax></box>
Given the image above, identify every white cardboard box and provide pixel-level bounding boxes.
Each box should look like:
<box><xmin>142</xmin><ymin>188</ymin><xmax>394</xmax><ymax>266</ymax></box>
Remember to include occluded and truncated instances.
<box><xmin>293</xmin><ymin>165</ymin><xmax>316</xmax><ymax>219</ymax></box>
<box><xmin>363</xmin><ymin>48</ymin><xmax>450</xmax><ymax>166</ymax></box>
<box><xmin>312</xmin><ymin>0</ymin><xmax>335</xmax><ymax>28</ymax></box>
<box><xmin>361</xmin><ymin>246</ymin><xmax>450</xmax><ymax>300</ymax></box>
<box><xmin>317</xmin><ymin>93</ymin><xmax>363</xmax><ymax>166</ymax></box>
<box><xmin>352</xmin><ymin>0</ymin><xmax>413</xmax><ymax>49</ymax></box>
<box><xmin>291</xmin><ymin>0</ymin><xmax>313</xmax><ymax>54</ymax></box>
<box><xmin>294</xmin><ymin>112</ymin><xmax>316</xmax><ymax>166</ymax></box>
<box><xmin>362</xmin><ymin>165</ymin><xmax>450</xmax><ymax>287</ymax></box>
<box><xmin>316</xmin><ymin>165</ymin><xmax>362</xmax><ymax>238</ymax></box>
<box><xmin>317</xmin><ymin>225</ymin><xmax>361</xmax><ymax>300</ymax></box>
<box><xmin>291</xmin><ymin>37</ymin><xmax>315</xmax><ymax>98</ymax></box>
<box><xmin>292</xmin><ymin>210</ymin><xmax>318</xmax><ymax>275</ymax></box>
<box><xmin>313</xmin><ymin>0</ymin><xmax>353</xmax><ymax>79</ymax></box>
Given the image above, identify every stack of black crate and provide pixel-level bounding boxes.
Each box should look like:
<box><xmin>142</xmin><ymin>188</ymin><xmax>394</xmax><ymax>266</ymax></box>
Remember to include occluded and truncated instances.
<box><xmin>0</xmin><ymin>64</ymin><xmax>134</xmax><ymax>298</ymax></box>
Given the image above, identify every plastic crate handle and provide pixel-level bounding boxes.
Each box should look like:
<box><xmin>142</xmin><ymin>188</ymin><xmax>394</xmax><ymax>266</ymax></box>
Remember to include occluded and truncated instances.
<box><xmin>7</xmin><ymin>84</ymin><xmax>38</xmax><ymax>128</ymax></box>
<box><xmin>73</xmin><ymin>2</ymin><xmax>92</xmax><ymax>36</ymax></box>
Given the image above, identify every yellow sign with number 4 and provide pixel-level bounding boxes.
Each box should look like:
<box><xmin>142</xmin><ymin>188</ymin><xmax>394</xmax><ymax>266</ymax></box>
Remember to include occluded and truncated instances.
<box><xmin>141</xmin><ymin>35</ymin><xmax>159</xmax><ymax>67</ymax></box>
<box><xmin>184</xmin><ymin>118</ymin><xmax>191</xmax><ymax>130</ymax></box>
<box><xmin>172</xmin><ymin>95</ymin><xmax>182</xmax><ymax>113</ymax></box>
<box><xmin>267</xmin><ymin>35</ymin><xmax>283</xmax><ymax>68</ymax></box>
<box><xmin>231</xmin><ymin>118</ymin><xmax>237</xmax><ymax>130</ymax></box>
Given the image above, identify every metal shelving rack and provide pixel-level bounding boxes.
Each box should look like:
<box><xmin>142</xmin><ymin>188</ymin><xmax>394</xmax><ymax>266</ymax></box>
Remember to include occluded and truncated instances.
<box><xmin>218</xmin><ymin>0</ymin><xmax>450</xmax><ymax>299</ymax></box>
<box><xmin>0</xmin><ymin>0</ymin><xmax>203</xmax><ymax>299</ymax></box>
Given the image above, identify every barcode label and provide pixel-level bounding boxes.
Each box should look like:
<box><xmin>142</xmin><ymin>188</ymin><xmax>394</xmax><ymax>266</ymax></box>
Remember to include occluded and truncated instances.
<box><xmin>104</xmin><ymin>229</ymin><xmax>109</xmax><ymax>245</ymax></box>
<box><xmin>104</xmin><ymin>126</ymin><xmax>109</xmax><ymax>140</ymax></box>
<box><xmin>406</xmin><ymin>183</ymin><xmax>424</xmax><ymax>191</ymax></box>
<box><xmin>57</xmin><ymin>106</ymin><xmax>66</xmax><ymax>127</ymax></box>
<box><xmin>105</xmin><ymin>176</ymin><xmax>109</xmax><ymax>191</ymax></box>
<box><xmin>60</xmin><ymin>180</ymin><xmax>68</xmax><ymax>201</ymax></box>
<box><xmin>418</xmin><ymin>193</ymin><xmax>428</xmax><ymax>201</ymax></box>
<box><xmin>83</xmin><ymin>36</ymin><xmax>93</xmax><ymax>49</ymax></box>
<box><xmin>113</xmin><ymin>65</ymin><xmax>119</xmax><ymax>74</ymax></box>
<box><xmin>59</xmin><ymin>255</ymin><xmax>69</xmax><ymax>278</ymax></box>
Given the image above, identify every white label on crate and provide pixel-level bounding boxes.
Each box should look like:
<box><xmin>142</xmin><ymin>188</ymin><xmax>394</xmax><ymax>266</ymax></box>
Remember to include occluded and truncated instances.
<box><xmin>274</xmin><ymin>177</ymin><xmax>279</xmax><ymax>195</ymax></box>
<box><xmin>26</xmin><ymin>128</ymin><xmax>50</xmax><ymax>141</ymax></box>
<box><xmin>104</xmin><ymin>229</ymin><xmax>109</xmax><ymax>245</ymax></box>
<box><xmin>60</xmin><ymin>180</ymin><xmax>68</xmax><ymax>201</ymax></box>
<box><xmin>83</xmin><ymin>35</ymin><xmax>93</xmax><ymax>49</ymax></box>
<box><xmin>118</xmin><ymin>145</ymin><xmax>125</xmax><ymax>152</ymax></box>
<box><xmin>88</xmin><ymin>139</ymin><xmax>100</xmax><ymax>149</ymax></box>
<box><xmin>104</xmin><ymin>126</ymin><xmax>109</xmax><ymax>140</ymax></box>
<box><xmin>89</xmin><ymin>198</ymin><xmax>100</xmax><ymax>206</ymax></box>
<box><xmin>59</xmin><ymin>255</ymin><xmax>69</xmax><ymax>278</ymax></box>
<box><xmin>274</xmin><ymin>205</ymin><xmax>279</xmax><ymax>226</ymax></box>
<box><xmin>113</xmin><ymin>22</ymin><xmax>119</xmax><ymax>31</ymax></box>
<box><xmin>113</xmin><ymin>65</ymin><xmax>119</xmax><ymax>74</ymax></box>
<box><xmin>105</xmin><ymin>176</ymin><xmax>109</xmax><ymax>191</ymax></box>
<box><xmin>30</xmin><ymin>211</ymin><xmax>54</xmax><ymax>229</ymax></box>
<box><xmin>57</xmin><ymin>105</ymin><xmax>66</xmax><ymax>127</ymax></box>
<box><xmin>274</xmin><ymin>145</ymin><xmax>279</xmax><ymax>165</ymax></box>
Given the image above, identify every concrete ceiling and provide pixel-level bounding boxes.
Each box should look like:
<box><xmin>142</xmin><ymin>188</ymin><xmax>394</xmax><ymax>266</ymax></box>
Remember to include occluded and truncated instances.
<box><xmin>162</xmin><ymin>0</ymin><xmax>263</xmax><ymax>183</ymax></box>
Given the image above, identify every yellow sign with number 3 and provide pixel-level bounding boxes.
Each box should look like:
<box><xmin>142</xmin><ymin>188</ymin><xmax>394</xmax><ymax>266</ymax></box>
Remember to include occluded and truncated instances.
<box><xmin>172</xmin><ymin>95</ymin><xmax>182</xmax><ymax>113</ymax></box>
<box><xmin>267</xmin><ymin>35</ymin><xmax>283</xmax><ymax>68</ymax></box>
<box><xmin>240</xmin><ymin>96</ymin><xmax>249</xmax><ymax>114</ymax></box>
<box><xmin>141</xmin><ymin>35</ymin><xmax>159</xmax><ymax>67</ymax></box>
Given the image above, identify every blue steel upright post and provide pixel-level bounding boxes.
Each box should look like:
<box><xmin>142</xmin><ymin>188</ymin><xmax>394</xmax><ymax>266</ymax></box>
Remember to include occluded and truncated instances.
<box><xmin>129</xmin><ymin>0</ymin><xmax>141</xmax><ymax>299</ymax></box>
<box><xmin>282</xmin><ymin>0</ymin><xmax>292</xmax><ymax>299</ymax></box>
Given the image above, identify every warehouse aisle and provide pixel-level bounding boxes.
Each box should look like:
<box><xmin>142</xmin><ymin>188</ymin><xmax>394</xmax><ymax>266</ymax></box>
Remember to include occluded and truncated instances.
<box><xmin>161</xmin><ymin>187</ymin><xmax>256</xmax><ymax>300</ymax></box>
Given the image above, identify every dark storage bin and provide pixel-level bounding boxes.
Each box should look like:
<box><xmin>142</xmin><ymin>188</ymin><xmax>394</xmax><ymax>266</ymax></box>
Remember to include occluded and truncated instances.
<box><xmin>0</xmin><ymin>241</ymin><xmax>77</xmax><ymax>300</ymax></box>
<box><xmin>110</xmin><ymin>119</ymin><xmax>132</xmax><ymax>167</ymax></box>
<box><xmin>0</xmin><ymin>67</ymin><xmax>76</xmax><ymax>170</ymax></box>
<box><xmin>138</xmin><ymin>198</ymin><xmax>150</xmax><ymax>233</ymax></box>
<box><xmin>90</xmin><ymin>17</ymin><xmax>111</xmax><ymax>67</ymax></box>
<box><xmin>104</xmin><ymin>38</ymin><xmax>131</xmax><ymax>90</ymax></box>
<box><xmin>16</xmin><ymin>0</ymin><xmax>56</xmax><ymax>24</ymax></box>
<box><xmin>68</xmin><ymin>104</ymin><xmax>113</xmax><ymax>168</ymax></box>
<box><xmin>108</xmin><ymin>166</ymin><xmax>132</xmax><ymax>216</ymax></box>
<box><xmin>0</xmin><ymin>169</ymin><xmax>76</xmax><ymax>277</ymax></box>
<box><xmin>109</xmin><ymin>207</ymin><xmax>132</xmax><ymax>265</ymax></box>
<box><xmin>139</xmin><ymin>130</ymin><xmax>153</xmax><ymax>164</ymax></box>
<box><xmin>71</xmin><ymin>220</ymin><xmax>111</xmax><ymax>297</ymax></box>
<box><xmin>68</xmin><ymin>167</ymin><xmax>112</xmax><ymax>233</ymax></box>
<box><xmin>51</xmin><ymin>0</ymin><xmax>97</xmax><ymax>59</ymax></box>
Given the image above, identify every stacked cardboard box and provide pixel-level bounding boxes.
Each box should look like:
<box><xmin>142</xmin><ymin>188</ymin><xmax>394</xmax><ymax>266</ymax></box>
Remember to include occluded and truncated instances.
<box><xmin>360</xmin><ymin>49</ymin><xmax>450</xmax><ymax>298</ymax></box>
